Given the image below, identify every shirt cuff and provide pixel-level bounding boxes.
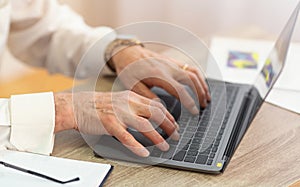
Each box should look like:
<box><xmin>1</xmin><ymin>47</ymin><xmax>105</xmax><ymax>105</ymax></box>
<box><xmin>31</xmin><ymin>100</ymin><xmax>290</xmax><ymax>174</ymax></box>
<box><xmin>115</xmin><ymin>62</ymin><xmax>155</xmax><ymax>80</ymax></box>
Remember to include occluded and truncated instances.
<box><xmin>9</xmin><ymin>92</ymin><xmax>55</xmax><ymax>155</ymax></box>
<box><xmin>0</xmin><ymin>99</ymin><xmax>10</xmax><ymax>126</ymax></box>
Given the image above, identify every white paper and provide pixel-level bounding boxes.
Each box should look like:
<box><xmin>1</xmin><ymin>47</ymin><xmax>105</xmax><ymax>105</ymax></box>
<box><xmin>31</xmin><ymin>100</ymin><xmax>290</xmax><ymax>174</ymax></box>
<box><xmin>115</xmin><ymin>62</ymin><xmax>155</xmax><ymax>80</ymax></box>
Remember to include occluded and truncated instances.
<box><xmin>0</xmin><ymin>150</ymin><xmax>112</xmax><ymax>187</ymax></box>
<box><xmin>274</xmin><ymin>44</ymin><xmax>300</xmax><ymax>91</ymax></box>
<box><xmin>266</xmin><ymin>88</ymin><xmax>300</xmax><ymax>114</ymax></box>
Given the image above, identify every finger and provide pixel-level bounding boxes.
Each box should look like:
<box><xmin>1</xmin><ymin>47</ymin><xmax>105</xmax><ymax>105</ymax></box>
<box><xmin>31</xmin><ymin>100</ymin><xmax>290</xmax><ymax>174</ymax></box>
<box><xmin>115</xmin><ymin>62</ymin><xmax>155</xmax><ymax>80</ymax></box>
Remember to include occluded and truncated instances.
<box><xmin>131</xmin><ymin>82</ymin><xmax>159</xmax><ymax>100</ymax></box>
<box><xmin>124</xmin><ymin>116</ymin><xmax>170</xmax><ymax>151</ymax></box>
<box><xmin>149</xmin><ymin>100</ymin><xmax>176</xmax><ymax>124</ymax></box>
<box><xmin>189</xmin><ymin>67</ymin><xmax>211</xmax><ymax>101</ymax></box>
<box><xmin>107</xmin><ymin>118</ymin><xmax>150</xmax><ymax>157</ymax></box>
<box><xmin>148</xmin><ymin>105</ymin><xmax>180</xmax><ymax>141</ymax></box>
<box><xmin>133</xmin><ymin>102</ymin><xmax>179</xmax><ymax>141</ymax></box>
<box><xmin>155</xmin><ymin>78</ymin><xmax>199</xmax><ymax>115</ymax></box>
<box><xmin>166</xmin><ymin>57</ymin><xmax>211</xmax><ymax>102</ymax></box>
<box><xmin>135</xmin><ymin>93</ymin><xmax>176</xmax><ymax>125</ymax></box>
<box><xmin>179</xmin><ymin>71</ymin><xmax>207</xmax><ymax>108</ymax></box>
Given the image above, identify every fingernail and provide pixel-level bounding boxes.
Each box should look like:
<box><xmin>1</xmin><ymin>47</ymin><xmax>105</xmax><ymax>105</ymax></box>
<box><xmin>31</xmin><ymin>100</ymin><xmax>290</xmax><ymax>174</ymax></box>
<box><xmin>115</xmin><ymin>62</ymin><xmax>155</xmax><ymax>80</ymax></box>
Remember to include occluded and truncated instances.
<box><xmin>158</xmin><ymin>141</ymin><xmax>170</xmax><ymax>151</ymax></box>
<box><xmin>203</xmin><ymin>100</ymin><xmax>208</xmax><ymax>107</ymax></box>
<box><xmin>171</xmin><ymin>130</ymin><xmax>180</xmax><ymax>141</ymax></box>
<box><xmin>191</xmin><ymin>106</ymin><xmax>199</xmax><ymax>115</ymax></box>
<box><xmin>153</xmin><ymin>98</ymin><xmax>162</xmax><ymax>103</ymax></box>
<box><xmin>171</xmin><ymin>117</ymin><xmax>176</xmax><ymax>123</ymax></box>
<box><xmin>206</xmin><ymin>92</ymin><xmax>212</xmax><ymax>101</ymax></box>
<box><xmin>140</xmin><ymin>148</ymin><xmax>150</xmax><ymax>157</ymax></box>
<box><xmin>175</xmin><ymin>122</ymin><xmax>180</xmax><ymax>131</ymax></box>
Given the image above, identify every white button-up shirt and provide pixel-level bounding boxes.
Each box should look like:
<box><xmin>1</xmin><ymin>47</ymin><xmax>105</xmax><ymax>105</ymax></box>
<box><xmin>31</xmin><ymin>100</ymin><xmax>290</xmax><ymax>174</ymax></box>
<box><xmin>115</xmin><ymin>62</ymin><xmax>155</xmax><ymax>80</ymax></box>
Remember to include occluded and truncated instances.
<box><xmin>0</xmin><ymin>0</ymin><xmax>116</xmax><ymax>155</ymax></box>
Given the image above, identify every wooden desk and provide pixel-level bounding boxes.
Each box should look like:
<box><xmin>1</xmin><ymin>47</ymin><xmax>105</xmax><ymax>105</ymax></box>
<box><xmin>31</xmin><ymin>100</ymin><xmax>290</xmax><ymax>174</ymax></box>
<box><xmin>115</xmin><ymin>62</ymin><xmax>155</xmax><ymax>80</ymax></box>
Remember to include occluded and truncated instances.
<box><xmin>2</xmin><ymin>67</ymin><xmax>300</xmax><ymax>186</ymax></box>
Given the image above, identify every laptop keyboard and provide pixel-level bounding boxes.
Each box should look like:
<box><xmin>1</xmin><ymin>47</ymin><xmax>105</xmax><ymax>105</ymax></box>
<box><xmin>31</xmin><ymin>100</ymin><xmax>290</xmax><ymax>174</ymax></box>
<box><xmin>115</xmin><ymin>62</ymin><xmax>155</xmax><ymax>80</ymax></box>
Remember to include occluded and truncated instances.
<box><xmin>150</xmin><ymin>84</ymin><xmax>239</xmax><ymax>166</ymax></box>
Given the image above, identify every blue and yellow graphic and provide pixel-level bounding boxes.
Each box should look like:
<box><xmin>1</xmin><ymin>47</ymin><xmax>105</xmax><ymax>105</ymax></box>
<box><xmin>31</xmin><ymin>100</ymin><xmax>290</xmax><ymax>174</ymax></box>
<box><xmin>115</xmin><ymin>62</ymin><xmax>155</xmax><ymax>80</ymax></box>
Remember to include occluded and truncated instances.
<box><xmin>227</xmin><ymin>51</ymin><xmax>259</xmax><ymax>69</ymax></box>
<box><xmin>261</xmin><ymin>59</ymin><xmax>274</xmax><ymax>87</ymax></box>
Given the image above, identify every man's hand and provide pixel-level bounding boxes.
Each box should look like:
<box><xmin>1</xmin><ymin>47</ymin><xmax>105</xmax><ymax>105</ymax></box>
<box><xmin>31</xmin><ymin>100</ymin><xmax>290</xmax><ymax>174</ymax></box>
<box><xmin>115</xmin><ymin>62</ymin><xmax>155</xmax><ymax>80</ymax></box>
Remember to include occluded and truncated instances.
<box><xmin>111</xmin><ymin>45</ymin><xmax>211</xmax><ymax>114</ymax></box>
<box><xmin>54</xmin><ymin>91</ymin><xmax>179</xmax><ymax>157</ymax></box>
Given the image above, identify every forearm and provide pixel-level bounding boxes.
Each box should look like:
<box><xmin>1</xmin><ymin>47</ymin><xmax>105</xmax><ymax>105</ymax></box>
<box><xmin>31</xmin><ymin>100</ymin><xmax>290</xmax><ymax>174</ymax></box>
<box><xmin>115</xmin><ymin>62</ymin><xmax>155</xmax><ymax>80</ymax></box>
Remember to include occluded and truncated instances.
<box><xmin>54</xmin><ymin>93</ymin><xmax>76</xmax><ymax>133</ymax></box>
<box><xmin>8</xmin><ymin>0</ymin><xmax>116</xmax><ymax>78</ymax></box>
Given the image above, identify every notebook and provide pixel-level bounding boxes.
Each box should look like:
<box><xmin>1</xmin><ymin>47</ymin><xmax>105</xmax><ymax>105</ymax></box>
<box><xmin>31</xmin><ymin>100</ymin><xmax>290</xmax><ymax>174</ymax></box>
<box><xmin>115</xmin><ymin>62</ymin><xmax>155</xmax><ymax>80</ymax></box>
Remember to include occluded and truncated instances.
<box><xmin>0</xmin><ymin>150</ymin><xmax>113</xmax><ymax>187</ymax></box>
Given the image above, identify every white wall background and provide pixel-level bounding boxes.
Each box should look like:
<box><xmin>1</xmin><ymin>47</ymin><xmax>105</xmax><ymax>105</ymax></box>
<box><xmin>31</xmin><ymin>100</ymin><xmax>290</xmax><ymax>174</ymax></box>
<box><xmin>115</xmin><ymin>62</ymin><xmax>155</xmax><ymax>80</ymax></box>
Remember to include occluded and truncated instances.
<box><xmin>60</xmin><ymin>0</ymin><xmax>300</xmax><ymax>42</ymax></box>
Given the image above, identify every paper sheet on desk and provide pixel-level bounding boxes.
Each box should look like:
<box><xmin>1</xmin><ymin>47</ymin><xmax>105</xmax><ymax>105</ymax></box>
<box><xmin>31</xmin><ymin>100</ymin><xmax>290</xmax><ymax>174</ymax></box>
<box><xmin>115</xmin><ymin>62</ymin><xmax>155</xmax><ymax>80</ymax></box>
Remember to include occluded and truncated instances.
<box><xmin>207</xmin><ymin>37</ymin><xmax>300</xmax><ymax>114</ymax></box>
<box><xmin>0</xmin><ymin>150</ymin><xmax>112</xmax><ymax>187</ymax></box>
<box><xmin>275</xmin><ymin>44</ymin><xmax>300</xmax><ymax>91</ymax></box>
<box><xmin>266</xmin><ymin>88</ymin><xmax>300</xmax><ymax>114</ymax></box>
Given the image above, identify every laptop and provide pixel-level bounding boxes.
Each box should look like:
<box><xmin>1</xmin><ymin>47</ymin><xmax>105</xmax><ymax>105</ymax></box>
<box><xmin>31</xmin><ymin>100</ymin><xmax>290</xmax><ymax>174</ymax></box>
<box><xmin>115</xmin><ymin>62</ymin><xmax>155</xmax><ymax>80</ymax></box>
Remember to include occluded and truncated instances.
<box><xmin>93</xmin><ymin>3</ymin><xmax>300</xmax><ymax>174</ymax></box>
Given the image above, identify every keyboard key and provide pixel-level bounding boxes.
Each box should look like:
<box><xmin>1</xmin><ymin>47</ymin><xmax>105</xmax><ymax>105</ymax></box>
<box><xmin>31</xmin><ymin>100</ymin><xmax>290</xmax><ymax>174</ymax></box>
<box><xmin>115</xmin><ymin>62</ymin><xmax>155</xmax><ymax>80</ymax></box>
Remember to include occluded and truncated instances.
<box><xmin>207</xmin><ymin>159</ymin><xmax>213</xmax><ymax>165</ymax></box>
<box><xmin>189</xmin><ymin>145</ymin><xmax>200</xmax><ymax>151</ymax></box>
<box><xmin>195</xmin><ymin>132</ymin><xmax>205</xmax><ymax>138</ymax></box>
<box><xmin>214</xmin><ymin>139</ymin><xmax>221</xmax><ymax>145</ymax></box>
<box><xmin>168</xmin><ymin>140</ymin><xmax>179</xmax><ymax>145</ymax></box>
<box><xmin>192</xmin><ymin>138</ymin><xmax>202</xmax><ymax>144</ymax></box>
<box><xmin>179</xmin><ymin>116</ymin><xmax>190</xmax><ymax>123</ymax></box>
<box><xmin>199</xmin><ymin>120</ymin><xmax>209</xmax><ymax>127</ymax></box>
<box><xmin>201</xmin><ymin>143</ymin><xmax>213</xmax><ymax>149</ymax></box>
<box><xmin>150</xmin><ymin>147</ymin><xmax>162</xmax><ymax>157</ymax></box>
<box><xmin>202</xmin><ymin>115</ymin><xmax>210</xmax><ymax>121</ymax></box>
<box><xmin>209</xmin><ymin>125</ymin><xmax>220</xmax><ymax>131</ymax></box>
<box><xmin>189</xmin><ymin>120</ymin><xmax>199</xmax><ymax>127</ymax></box>
<box><xmin>187</xmin><ymin>151</ymin><xmax>198</xmax><ymax>156</ymax></box>
<box><xmin>216</xmin><ymin>135</ymin><xmax>222</xmax><ymax>141</ymax></box>
<box><xmin>219</xmin><ymin>129</ymin><xmax>224</xmax><ymax>135</ymax></box>
<box><xmin>190</xmin><ymin>143</ymin><xmax>201</xmax><ymax>150</ymax></box>
<box><xmin>199</xmin><ymin>149</ymin><xmax>211</xmax><ymax>156</ymax></box>
<box><xmin>191</xmin><ymin>116</ymin><xmax>199</xmax><ymax>121</ymax></box>
<box><xmin>198</xmin><ymin>127</ymin><xmax>207</xmax><ymax>132</ymax></box>
<box><xmin>212</xmin><ymin>146</ymin><xmax>218</xmax><ymax>153</ymax></box>
<box><xmin>182</xmin><ymin>132</ymin><xmax>194</xmax><ymax>138</ymax></box>
<box><xmin>195</xmin><ymin>155</ymin><xmax>208</xmax><ymax>164</ymax></box>
<box><xmin>177</xmin><ymin>144</ymin><xmax>189</xmax><ymax>151</ymax></box>
<box><xmin>187</xmin><ymin>126</ymin><xmax>197</xmax><ymax>132</ymax></box>
<box><xmin>203</xmin><ymin>137</ymin><xmax>215</xmax><ymax>144</ymax></box>
<box><xmin>180</xmin><ymin>138</ymin><xmax>191</xmax><ymax>144</ymax></box>
<box><xmin>184</xmin><ymin>156</ymin><xmax>196</xmax><ymax>163</ymax></box>
<box><xmin>209</xmin><ymin>153</ymin><xmax>215</xmax><ymax>158</ymax></box>
<box><xmin>172</xmin><ymin>151</ymin><xmax>187</xmax><ymax>161</ymax></box>
<box><xmin>161</xmin><ymin>146</ymin><xmax>176</xmax><ymax>159</ymax></box>
<box><xmin>179</xmin><ymin>123</ymin><xmax>188</xmax><ymax>128</ymax></box>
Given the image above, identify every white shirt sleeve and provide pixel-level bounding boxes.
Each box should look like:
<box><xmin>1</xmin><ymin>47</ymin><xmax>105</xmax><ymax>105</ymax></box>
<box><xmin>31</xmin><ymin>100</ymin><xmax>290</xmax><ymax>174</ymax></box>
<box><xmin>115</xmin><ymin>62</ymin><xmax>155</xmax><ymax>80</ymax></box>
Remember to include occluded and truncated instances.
<box><xmin>7</xmin><ymin>0</ymin><xmax>116</xmax><ymax>78</ymax></box>
<box><xmin>0</xmin><ymin>92</ymin><xmax>55</xmax><ymax>155</ymax></box>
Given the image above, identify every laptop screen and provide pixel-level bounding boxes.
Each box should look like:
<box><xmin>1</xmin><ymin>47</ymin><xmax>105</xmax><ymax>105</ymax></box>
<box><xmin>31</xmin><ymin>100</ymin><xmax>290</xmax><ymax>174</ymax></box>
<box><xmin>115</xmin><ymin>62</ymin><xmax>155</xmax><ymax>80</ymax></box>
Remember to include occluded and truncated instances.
<box><xmin>254</xmin><ymin>2</ymin><xmax>300</xmax><ymax>99</ymax></box>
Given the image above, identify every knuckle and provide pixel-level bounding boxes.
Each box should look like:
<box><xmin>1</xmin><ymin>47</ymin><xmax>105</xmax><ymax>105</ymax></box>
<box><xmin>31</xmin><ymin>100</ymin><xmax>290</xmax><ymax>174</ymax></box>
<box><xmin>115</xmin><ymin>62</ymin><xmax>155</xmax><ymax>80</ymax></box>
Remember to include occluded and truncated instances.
<box><xmin>152</xmin><ymin>133</ymin><xmax>164</xmax><ymax>141</ymax></box>
<box><xmin>150</xmin><ymin>69</ymin><xmax>163</xmax><ymax>76</ymax></box>
<box><xmin>189</xmin><ymin>73</ymin><xmax>197</xmax><ymax>81</ymax></box>
<box><xmin>190</xmin><ymin>67</ymin><xmax>198</xmax><ymax>73</ymax></box>
<box><xmin>185</xmin><ymin>99</ymin><xmax>196</xmax><ymax>108</ymax></box>
<box><xmin>124</xmin><ymin>90</ymin><xmax>134</xmax><ymax>96</ymax></box>
<box><xmin>151</xmin><ymin>107</ymin><xmax>164</xmax><ymax>117</ymax></box>
<box><xmin>137</xmin><ymin>118</ymin><xmax>153</xmax><ymax>132</ymax></box>
<box><xmin>175</xmin><ymin>84</ymin><xmax>186</xmax><ymax>94</ymax></box>
<box><xmin>153</xmin><ymin>102</ymin><xmax>165</xmax><ymax>110</ymax></box>
<box><xmin>119</xmin><ymin>132</ymin><xmax>132</xmax><ymax>143</ymax></box>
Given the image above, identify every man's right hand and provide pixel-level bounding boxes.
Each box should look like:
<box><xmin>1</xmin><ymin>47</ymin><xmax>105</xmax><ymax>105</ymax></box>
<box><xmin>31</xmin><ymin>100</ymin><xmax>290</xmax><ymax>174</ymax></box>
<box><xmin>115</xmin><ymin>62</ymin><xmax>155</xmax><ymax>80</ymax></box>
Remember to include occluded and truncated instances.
<box><xmin>54</xmin><ymin>91</ymin><xmax>180</xmax><ymax>157</ymax></box>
